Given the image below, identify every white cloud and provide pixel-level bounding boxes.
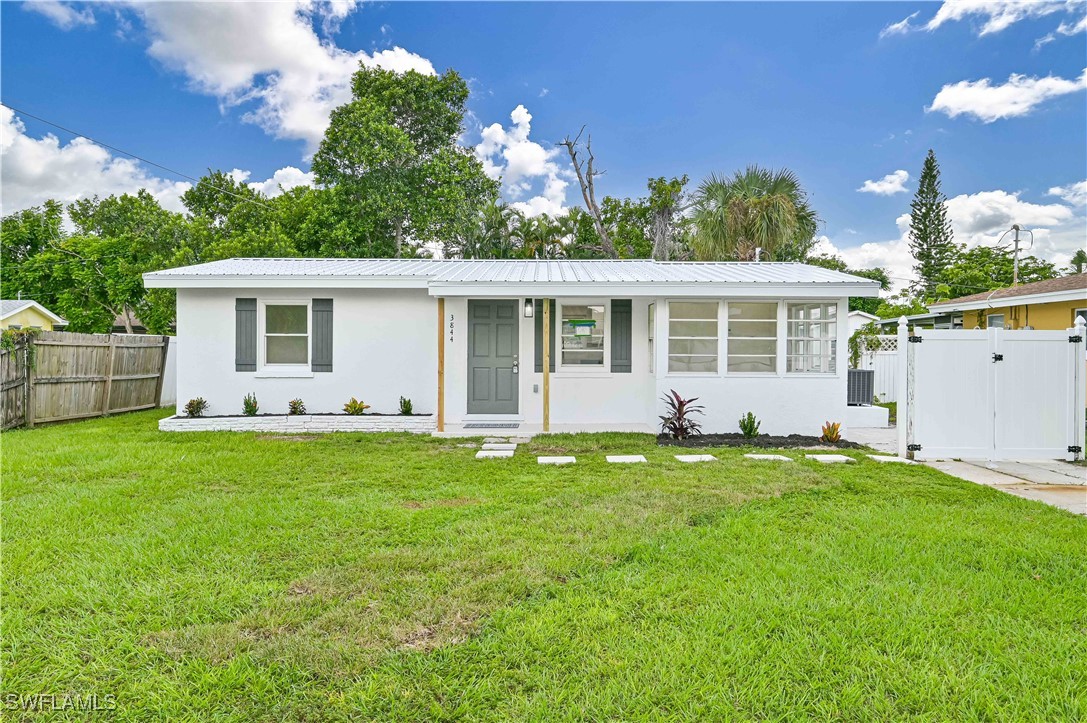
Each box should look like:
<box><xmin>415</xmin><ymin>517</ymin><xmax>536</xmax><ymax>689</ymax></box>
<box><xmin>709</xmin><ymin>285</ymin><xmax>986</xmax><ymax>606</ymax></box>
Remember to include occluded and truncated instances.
<box><xmin>858</xmin><ymin>170</ymin><xmax>910</xmax><ymax>196</ymax></box>
<box><xmin>1058</xmin><ymin>14</ymin><xmax>1087</xmax><ymax>34</ymax></box>
<box><xmin>926</xmin><ymin>0</ymin><xmax>1067</xmax><ymax>36</ymax></box>
<box><xmin>927</xmin><ymin>68</ymin><xmax>1087</xmax><ymax>122</ymax></box>
<box><xmin>230</xmin><ymin>166</ymin><xmax>316</xmax><ymax>197</ymax></box>
<box><xmin>0</xmin><ymin>106</ymin><xmax>190</xmax><ymax>214</ymax></box>
<box><xmin>823</xmin><ymin>187</ymin><xmax>1084</xmax><ymax>292</ymax></box>
<box><xmin>474</xmin><ymin>105</ymin><xmax>570</xmax><ymax>217</ymax></box>
<box><xmin>538</xmin><ymin>88</ymin><xmax>550</xmax><ymax>98</ymax></box>
<box><xmin>879</xmin><ymin>11</ymin><xmax>918</xmax><ymax>38</ymax></box>
<box><xmin>129</xmin><ymin>1</ymin><xmax>434</xmax><ymax>151</ymax></box>
<box><xmin>1048</xmin><ymin>180</ymin><xmax>1087</xmax><ymax>206</ymax></box>
<box><xmin>0</xmin><ymin>107</ymin><xmax>315</xmax><ymax>216</ymax></box>
<box><xmin>23</xmin><ymin>0</ymin><xmax>94</xmax><ymax>29</ymax></box>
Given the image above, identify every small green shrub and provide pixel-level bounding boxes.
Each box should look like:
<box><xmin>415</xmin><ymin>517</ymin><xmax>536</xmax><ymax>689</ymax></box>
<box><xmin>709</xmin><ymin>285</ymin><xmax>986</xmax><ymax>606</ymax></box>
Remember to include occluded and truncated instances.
<box><xmin>738</xmin><ymin>412</ymin><xmax>761</xmax><ymax>439</ymax></box>
<box><xmin>184</xmin><ymin>398</ymin><xmax>208</xmax><ymax>418</ymax></box>
<box><xmin>343</xmin><ymin>397</ymin><xmax>370</xmax><ymax>415</ymax></box>
<box><xmin>399</xmin><ymin>396</ymin><xmax>413</xmax><ymax>415</ymax></box>
<box><xmin>288</xmin><ymin>398</ymin><xmax>307</xmax><ymax>415</ymax></box>
<box><xmin>242</xmin><ymin>393</ymin><xmax>259</xmax><ymax>416</ymax></box>
<box><xmin>820</xmin><ymin>421</ymin><xmax>842</xmax><ymax>444</ymax></box>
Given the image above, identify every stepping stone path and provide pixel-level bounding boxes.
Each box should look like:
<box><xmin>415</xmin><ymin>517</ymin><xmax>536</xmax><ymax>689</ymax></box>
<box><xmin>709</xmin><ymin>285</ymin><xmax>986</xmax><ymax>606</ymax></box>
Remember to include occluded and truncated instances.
<box><xmin>476</xmin><ymin>437</ymin><xmax>520</xmax><ymax>459</ymax></box>
<box><xmin>606</xmin><ymin>455</ymin><xmax>647</xmax><ymax>463</ymax></box>
<box><xmin>868</xmin><ymin>455</ymin><xmax>916</xmax><ymax>464</ymax></box>
<box><xmin>538</xmin><ymin>456</ymin><xmax>576</xmax><ymax>465</ymax></box>
<box><xmin>475</xmin><ymin>449</ymin><xmax>514</xmax><ymax>459</ymax></box>
<box><xmin>675</xmin><ymin>454</ymin><xmax>716</xmax><ymax>463</ymax></box>
<box><xmin>744</xmin><ymin>454</ymin><xmax>793</xmax><ymax>462</ymax></box>
<box><xmin>805</xmin><ymin>454</ymin><xmax>855</xmax><ymax>464</ymax></box>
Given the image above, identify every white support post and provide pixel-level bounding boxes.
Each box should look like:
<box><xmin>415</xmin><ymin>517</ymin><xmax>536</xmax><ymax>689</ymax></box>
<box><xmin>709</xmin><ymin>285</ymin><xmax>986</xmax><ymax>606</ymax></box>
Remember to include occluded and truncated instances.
<box><xmin>896</xmin><ymin>317</ymin><xmax>909</xmax><ymax>458</ymax></box>
<box><xmin>1071</xmin><ymin>316</ymin><xmax>1086</xmax><ymax>461</ymax></box>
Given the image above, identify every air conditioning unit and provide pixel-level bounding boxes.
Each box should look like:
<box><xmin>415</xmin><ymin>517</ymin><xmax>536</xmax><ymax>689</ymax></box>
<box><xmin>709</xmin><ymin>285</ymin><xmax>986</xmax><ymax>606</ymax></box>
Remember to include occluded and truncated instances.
<box><xmin>847</xmin><ymin>369</ymin><xmax>874</xmax><ymax>406</ymax></box>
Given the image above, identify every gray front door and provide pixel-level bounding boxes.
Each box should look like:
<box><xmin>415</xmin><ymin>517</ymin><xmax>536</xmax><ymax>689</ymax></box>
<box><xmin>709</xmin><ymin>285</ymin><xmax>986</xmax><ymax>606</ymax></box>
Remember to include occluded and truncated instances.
<box><xmin>467</xmin><ymin>300</ymin><xmax>519</xmax><ymax>414</ymax></box>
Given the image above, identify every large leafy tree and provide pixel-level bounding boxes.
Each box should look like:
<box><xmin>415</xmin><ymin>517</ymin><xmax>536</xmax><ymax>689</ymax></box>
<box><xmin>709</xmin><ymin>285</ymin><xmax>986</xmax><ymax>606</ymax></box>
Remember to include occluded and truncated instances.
<box><xmin>313</xmin><ymin>66</ymin><xmax>498</xmax><ymax>257</ymax></box>
<box><xmin>445</xmin><ymin>201</ymin><xmax>523</xmax><ymax>259</ymax></box>
<box><xmin>1</xmin><ymin>192</ymin><xmax>188</xmax><ymax>333</ymax></box>
<box><xmin>1067</xmin><ymin>248</ymin><xmax>1087</xmax><ymax>275</ymax></box>
<box><xmin>691</xmin><ymin>166</ymin><xmax>818</xmax><ymax>261</ymax></box>
<box><xmin>936</xmin><ymin>245</ymin><xmax>1058</xmax><ymax>300</ymax></box>
<box><xmin>908</xmin><ymin>149</ymin><xmax>956</xmax><ymax>295</ymax></box>
<box><xmin>804</xmin><ymin>253</ymin><xmax>891</xmax><ymax>315</ymax></box>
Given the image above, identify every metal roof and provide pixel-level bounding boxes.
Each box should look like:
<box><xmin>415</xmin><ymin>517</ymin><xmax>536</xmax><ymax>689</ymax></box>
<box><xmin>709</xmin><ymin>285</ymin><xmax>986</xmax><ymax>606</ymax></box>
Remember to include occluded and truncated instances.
<box><xmin>147</xmin><ymin>257</ymin><xmax>873</xmax><ymax>283</ymax></box>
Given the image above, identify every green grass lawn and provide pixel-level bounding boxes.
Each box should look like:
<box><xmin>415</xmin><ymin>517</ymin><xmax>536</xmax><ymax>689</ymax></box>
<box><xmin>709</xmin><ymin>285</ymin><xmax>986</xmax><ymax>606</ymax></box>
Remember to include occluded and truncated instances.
<box><xmin>3</xmin><ymin>410</ymin><xmax>1085</xmax><ymax>720</ymax></box>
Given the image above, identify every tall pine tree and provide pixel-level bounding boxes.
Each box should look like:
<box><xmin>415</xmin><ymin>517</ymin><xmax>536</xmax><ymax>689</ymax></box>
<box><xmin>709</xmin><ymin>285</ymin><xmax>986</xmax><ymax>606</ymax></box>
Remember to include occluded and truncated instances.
<box><xmin>908</xmin><ymin>149</ymin><xmax>955</xmax><ymax>296</ymax></box>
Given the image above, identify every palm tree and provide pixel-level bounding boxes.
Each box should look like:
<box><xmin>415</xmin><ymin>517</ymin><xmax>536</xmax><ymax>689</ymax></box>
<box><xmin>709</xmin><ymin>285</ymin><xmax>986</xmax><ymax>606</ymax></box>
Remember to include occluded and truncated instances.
<box><xmin>517</xmin><ymin>214</ymin><xmax>566</xmax><ymax>259</ymax></box>
<box><xmin>691</xmin><ymin>166</ymin><xmax>818</xmax><ymax>261</ymax></box>
<box><xmin>455</xmin><ymin>201</ymin><xmax>523</xmax><ymax>259</ymax></box>
<box><xmin>1070</xmin><ymin>248</ymin><xmax>1087</xmax><ymax>274</ymax></box>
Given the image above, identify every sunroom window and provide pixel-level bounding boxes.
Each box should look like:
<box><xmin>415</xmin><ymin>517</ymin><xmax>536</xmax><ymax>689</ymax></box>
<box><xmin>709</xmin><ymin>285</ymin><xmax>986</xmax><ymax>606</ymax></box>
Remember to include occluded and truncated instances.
<box><xmin>264</xmin><ymin>303</ymin><xmax>309</xmax><ymax>365</ymax></box>
<box><xmin>787</xmin><ymin>303</ymin><xmax>836</xmax><ymax>373</ymax></box>
<box><xmin>668</xmin><ymin>301</ymin><xmax>718</xmax><ymax>373</ymax></box>
<box><xmin>560</xmin><ymin>303</ymin><xmax>605</xmax><ymax>366</ymax></box>
<box><xmin>727</xmin><ymin>302</ymin><xmax>777</xmax><ymax>373</ymax></box>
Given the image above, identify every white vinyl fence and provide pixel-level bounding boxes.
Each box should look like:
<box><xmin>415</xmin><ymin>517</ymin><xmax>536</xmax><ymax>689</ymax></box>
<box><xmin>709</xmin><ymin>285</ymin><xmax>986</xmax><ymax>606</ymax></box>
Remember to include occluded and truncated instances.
<box><xmin>897</xmin><ymin>317</ymin><xmax>1086</xmax><ymax>462</ymax></box>
<box><xmin>857</xmin><ymin>335</ymin><xmax>898</xmax><ymax>403</ymax></box>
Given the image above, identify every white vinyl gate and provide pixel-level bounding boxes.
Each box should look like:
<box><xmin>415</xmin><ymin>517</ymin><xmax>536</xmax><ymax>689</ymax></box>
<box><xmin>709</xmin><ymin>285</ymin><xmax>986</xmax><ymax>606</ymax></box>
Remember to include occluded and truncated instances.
<box><xmin>897</xmin><ymin>318</ymin><xmax>1086</xmax><ymax>462</ymax></box>
<box><xmin>857</xmin><ymin>335</ymin><xmax>898</xmax><ymax>403</ymax></box>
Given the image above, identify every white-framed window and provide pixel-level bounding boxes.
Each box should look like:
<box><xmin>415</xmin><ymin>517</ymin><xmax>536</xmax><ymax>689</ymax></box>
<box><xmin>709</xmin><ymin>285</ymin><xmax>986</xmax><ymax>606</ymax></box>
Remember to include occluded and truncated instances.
<box><xmin>987</xmin><ymin>313</ymin><xmax>1005</xmax><ymax>329</ymax></box>
<box><xmin>668</xmin><ymin>301</ymin><xmax>719</xmax><ymax>373</ymax></box>
<box><xmin>262</xmin><ymin>301</ymin><xmax>309</xmax><ymax>367</ymax></box>
<box><xmin>727</xmin><ymin>301</ymin><xmax>778</xmax><ymax>373</ymax></box>
<box><xmin>560</xmin><ymin>302</ymin><xmax>606</xmax><ymax>367</ymax></box>
<box><xmin>648</xmin><ymin>303</ymin><xmax>655</xmax><ymax>373</ymax></box>
<box><xmin>1073</xmin><ymin>308</ymin><xmax>1086</xmax><ymax>326</ymax></box>
<box><xmin>787</xmin><ymin>302</ymin><xmax>837</xmax><ymax>374</ymax></box>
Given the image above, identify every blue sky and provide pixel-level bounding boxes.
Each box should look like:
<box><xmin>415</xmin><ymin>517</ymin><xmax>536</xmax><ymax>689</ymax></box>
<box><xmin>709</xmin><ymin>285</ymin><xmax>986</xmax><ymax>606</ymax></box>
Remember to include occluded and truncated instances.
<box><xmin>2</xmin><ymin>1</ymin><xmax>1085</xmax><ymax>284</ymax></box>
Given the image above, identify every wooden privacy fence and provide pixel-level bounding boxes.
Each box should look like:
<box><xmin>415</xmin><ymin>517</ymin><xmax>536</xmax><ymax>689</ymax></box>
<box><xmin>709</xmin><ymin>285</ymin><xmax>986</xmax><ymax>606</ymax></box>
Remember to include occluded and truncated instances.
<box><xmin>0</xmin><ymin>331</ymin><xmax>170</xmax><ymax>429</ymax></box>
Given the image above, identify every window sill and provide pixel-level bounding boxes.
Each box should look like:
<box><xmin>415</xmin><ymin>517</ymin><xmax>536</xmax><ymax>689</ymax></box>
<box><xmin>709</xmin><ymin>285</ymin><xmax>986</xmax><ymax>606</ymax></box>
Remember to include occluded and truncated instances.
<box><xmin>255</xmin><ymin>369</ymin><xmax>314</xmax><ymax>379</ymax></box>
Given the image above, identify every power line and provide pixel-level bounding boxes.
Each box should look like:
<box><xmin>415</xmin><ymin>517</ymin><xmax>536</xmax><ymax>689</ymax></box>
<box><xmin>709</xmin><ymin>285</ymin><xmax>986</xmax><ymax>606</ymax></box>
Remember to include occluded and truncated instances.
<box><xmin>1</xmin><ymin>102</ymin><xmax>275</xmax><ymax>211</ymax></box>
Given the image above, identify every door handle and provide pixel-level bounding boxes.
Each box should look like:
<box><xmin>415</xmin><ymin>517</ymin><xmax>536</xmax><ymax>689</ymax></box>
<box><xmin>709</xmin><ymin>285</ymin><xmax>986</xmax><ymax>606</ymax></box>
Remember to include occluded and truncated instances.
<box><xmin>512</xmin><ymin>362</ymin><xmax>519</xmax><ymax>374</ymax></box>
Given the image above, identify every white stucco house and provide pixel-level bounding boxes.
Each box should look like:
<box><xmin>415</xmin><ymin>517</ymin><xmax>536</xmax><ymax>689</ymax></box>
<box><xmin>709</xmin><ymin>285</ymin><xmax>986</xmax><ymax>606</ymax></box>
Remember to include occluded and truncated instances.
<box><xmin>144</xmin><ymin>258</ymin><xmax>881</xmax><ymax>436</ymax></box>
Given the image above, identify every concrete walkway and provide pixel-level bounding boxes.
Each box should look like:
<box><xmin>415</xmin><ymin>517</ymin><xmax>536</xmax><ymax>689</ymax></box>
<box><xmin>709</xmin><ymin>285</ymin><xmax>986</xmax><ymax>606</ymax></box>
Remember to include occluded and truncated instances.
<box><xmin>924</xmin><ymin>460</ymin><xmax>1086</xmax><ymax>516</ymax></box>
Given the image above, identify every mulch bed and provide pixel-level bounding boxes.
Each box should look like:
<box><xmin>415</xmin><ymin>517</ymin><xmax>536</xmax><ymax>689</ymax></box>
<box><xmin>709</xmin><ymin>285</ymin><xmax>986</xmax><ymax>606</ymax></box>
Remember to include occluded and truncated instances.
<box><xmin>658</xmin><ymin>433</ymin><xmax>863</xmax><ymax>449</ymax></box>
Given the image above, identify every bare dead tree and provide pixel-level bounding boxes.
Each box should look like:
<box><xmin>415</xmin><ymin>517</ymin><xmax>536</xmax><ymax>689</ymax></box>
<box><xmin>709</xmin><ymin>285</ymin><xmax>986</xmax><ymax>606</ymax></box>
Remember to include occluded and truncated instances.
<box><xmin>559</xmin><ymin>127</ymin><xmax>618</xmax><ymax>259</ymax></box>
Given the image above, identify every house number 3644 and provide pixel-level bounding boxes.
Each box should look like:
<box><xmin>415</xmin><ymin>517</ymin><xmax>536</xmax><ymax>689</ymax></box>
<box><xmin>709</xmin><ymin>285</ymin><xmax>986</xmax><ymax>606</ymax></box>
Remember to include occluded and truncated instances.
<box><xmin>449</xmin><ymin>314</ymin><xmax>454</xmax><ymax>342</ymax></box>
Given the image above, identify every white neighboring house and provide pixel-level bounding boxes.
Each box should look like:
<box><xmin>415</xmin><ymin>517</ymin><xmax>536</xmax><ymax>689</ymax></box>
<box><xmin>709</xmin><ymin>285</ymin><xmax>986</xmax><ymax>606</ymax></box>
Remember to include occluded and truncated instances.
<box><xmin>143</xmin><ymin>258</ymin><xmax>881</xmax><ymax>435</ymax></box>
<box><xmin>847</xmin><ymin>310</ymin><xmax>879</xmax><ymax>337</ymax></box>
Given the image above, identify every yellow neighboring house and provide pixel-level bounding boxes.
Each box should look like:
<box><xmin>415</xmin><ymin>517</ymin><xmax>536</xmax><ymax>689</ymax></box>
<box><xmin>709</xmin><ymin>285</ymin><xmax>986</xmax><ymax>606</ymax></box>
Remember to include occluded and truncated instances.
<box><xmin>927</xmin><ymin>273</ymin><xmax>1087</xmax><ymax>331</ymax></box>
<box><xmin>0</xmin><ymin>300</ymin><xmax>67</xmax><ymax>331</ymax></box>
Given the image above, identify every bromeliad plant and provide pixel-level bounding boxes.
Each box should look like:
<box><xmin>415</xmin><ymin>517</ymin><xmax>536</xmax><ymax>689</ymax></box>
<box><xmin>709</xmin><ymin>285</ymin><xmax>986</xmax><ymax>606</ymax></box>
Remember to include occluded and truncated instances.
<box><xmin>242</xmin><ymin>393</ymin><xmax>259</xmax><ymax>416</ymax></box>
<box><xmin>738</xmin><ymin>411</ymin><xmax>761</xmax><ymax>439</ymax></box>
<box><xmin>184</xmin><ymin>397</ymin><xmax>208</xmax><ymax>418</ymax></box>
<box><xmin>820</xmin><ymin>421</ymin><xmax>842</xmax><ymax>444</ymax></box>
<box><xmin>659</xmin><ymin>389</ymin><xmax>705</xmax><ymax>439</ymax></box>
<box><xmin>288</xmin><ymin>398</ymin><xmax>307</xmax><ymax>415</ymax></box>
<box><xmin>399</xmin><ymin>396</ymin><xmax>413</xmax><ymax>415</ymax></box>
<box><xmin>343</xmin><ymin>398</ymin><xmax>371</xmax><ymax>415</ymax></box>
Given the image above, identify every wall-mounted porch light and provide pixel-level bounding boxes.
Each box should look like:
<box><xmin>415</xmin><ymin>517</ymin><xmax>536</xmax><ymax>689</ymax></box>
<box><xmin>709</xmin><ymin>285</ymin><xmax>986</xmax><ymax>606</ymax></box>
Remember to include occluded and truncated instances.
<box><xmin>524</xmin><ymin>298</ymin><xmax>534</xmax><ymax>318</ymax></box>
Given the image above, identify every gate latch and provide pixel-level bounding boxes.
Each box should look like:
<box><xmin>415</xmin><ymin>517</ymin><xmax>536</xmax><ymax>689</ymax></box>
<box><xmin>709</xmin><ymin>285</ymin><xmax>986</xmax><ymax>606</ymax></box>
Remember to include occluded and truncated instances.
<box><xmin>992</xmin><ymin>353</ymin><xmax>1004</xmax><ymax>362</ymax></box>
<box><xmin>1070</xmin><ymin>335</ymin><xmax>1083</xmax><ymax>343</ymax></box>
<box><xmin>908</xmin><ymin>335</ymin><xmax>923</xmax><ymax>343</ymax></box>
<box><xmin>906</xmin><ymin>444</ymin><xmax>922</xmax><ymax>452</ymax></box>
<box><xmin>1069</xmin><ymin>445</ymin><xmax>1083</xmax><ymax>454</ymax></box>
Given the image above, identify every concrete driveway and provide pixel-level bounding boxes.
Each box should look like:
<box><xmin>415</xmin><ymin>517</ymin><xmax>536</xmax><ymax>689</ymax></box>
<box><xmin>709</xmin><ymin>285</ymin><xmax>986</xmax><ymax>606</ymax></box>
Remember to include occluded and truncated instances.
<box><xmin>924</xmin><ymin>460</ymin><xmax>1086</xmax><ymax>516</ymax></box>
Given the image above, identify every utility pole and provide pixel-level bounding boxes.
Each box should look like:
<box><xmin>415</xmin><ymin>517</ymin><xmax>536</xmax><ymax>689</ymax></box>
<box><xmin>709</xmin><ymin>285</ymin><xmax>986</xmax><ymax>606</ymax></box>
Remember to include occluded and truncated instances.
<box><xmin>1011</xmin><ymin>224</ymin><xmax>1021</xmax><ymax>287</ymax></box>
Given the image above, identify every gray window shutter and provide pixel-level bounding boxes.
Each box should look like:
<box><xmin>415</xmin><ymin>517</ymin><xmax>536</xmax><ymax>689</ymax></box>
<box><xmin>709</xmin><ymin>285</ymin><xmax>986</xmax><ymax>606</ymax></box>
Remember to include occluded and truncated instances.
<box><xmin>235</xmin><ymin>298</ymin><xmax>257</xmax><ymax>371</ymax></box>
<box><xmin>312</xmin><ymin>299</ymin><xmax>333</xmax><ymax>372</ymax></box>
<box><xmin>534</xmin><ymin>299</ymin><xmax>556</xmax><ymax>373</ymax></box>
<box><xmin>611</xmin><ymin>299</ymin><xmax>632</xmax><ymax>373</ymax></box>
